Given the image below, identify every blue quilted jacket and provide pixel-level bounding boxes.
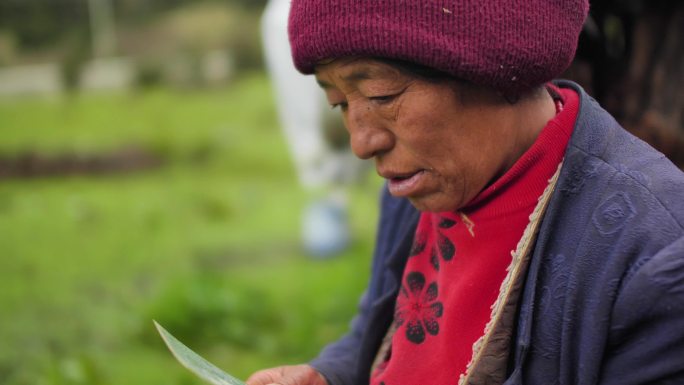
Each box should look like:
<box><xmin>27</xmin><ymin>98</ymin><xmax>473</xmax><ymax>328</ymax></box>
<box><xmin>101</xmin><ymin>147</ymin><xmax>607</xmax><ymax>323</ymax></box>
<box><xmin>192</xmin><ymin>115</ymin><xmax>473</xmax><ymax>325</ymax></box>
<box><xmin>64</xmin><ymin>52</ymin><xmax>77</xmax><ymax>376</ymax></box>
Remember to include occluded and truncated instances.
<box><xmin>310</xmin><ymin>81</ymin><xmax>684</xmax><ymax>385</ymax></box>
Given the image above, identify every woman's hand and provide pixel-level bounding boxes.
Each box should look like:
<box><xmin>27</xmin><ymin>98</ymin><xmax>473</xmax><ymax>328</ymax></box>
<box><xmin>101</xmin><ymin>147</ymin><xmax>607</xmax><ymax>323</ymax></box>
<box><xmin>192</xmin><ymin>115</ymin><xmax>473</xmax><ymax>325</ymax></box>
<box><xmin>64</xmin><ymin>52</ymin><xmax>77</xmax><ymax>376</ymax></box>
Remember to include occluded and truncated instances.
<box><xmin>245</xmin><ymin>364</ymin><xmax>328</xmax><ymax>385</ymax></box>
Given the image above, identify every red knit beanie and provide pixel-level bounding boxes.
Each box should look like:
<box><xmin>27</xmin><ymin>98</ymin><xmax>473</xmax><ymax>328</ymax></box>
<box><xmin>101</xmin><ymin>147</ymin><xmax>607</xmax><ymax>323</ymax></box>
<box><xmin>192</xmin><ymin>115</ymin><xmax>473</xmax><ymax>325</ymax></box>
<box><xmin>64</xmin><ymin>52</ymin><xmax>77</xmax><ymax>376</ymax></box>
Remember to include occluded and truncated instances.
<box><xmin>288</xmin><ymin>0</ymin><xmax>589</xmax><ymax>94</ymax></box>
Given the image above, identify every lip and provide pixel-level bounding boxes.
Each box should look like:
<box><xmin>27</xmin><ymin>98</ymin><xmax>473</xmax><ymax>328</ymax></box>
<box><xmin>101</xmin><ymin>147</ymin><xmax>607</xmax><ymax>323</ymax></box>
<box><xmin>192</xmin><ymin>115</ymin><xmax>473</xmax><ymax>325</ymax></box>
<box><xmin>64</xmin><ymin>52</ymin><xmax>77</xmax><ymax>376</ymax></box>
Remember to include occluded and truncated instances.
<box><xmin>382</xmin><ymin>169</ymin><xmax>427</xmax><ymax>197</ymax></box>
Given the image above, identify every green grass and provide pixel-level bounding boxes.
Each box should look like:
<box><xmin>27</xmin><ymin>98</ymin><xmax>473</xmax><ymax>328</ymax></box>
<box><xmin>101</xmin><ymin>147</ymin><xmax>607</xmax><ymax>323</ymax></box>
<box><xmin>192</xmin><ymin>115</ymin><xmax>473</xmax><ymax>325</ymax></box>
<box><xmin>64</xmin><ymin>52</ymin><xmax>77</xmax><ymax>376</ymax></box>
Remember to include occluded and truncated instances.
<box><xmin>0</xmin><ymin>73</ymin><xmax>382</xmax><ymax>385</ymax></box>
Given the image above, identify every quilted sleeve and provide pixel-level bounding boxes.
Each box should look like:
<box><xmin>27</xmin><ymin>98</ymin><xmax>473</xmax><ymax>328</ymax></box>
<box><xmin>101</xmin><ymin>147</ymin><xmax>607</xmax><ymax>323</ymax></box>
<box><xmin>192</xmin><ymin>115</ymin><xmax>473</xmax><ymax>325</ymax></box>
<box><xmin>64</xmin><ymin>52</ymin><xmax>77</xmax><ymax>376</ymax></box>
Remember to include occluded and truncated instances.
<box><xmin>601</xmin><ymin>236</ymin><xmax>684</xmax><ymax>384</ymax></box>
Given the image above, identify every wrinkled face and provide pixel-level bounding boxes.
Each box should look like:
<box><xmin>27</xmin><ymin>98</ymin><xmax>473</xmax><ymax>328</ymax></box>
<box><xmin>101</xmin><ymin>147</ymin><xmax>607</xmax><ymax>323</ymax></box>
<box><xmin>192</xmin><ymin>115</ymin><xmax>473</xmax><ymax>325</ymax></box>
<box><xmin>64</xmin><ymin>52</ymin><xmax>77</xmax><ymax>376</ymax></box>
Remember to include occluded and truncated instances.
<box><xmin>315</xmin><ymin>58</ymin><xmax>529</xmax><ymax>212</ymax></box>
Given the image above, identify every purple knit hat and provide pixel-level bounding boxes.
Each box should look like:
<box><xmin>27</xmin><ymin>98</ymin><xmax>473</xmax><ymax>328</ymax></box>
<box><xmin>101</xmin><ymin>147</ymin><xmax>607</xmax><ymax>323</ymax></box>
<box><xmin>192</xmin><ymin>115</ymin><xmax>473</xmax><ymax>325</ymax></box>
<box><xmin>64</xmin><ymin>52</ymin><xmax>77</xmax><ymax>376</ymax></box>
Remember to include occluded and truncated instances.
<box><xmin>288</xmin><ymin>0</ymin><xmax>589</xmax><ymax>94</ymax></box>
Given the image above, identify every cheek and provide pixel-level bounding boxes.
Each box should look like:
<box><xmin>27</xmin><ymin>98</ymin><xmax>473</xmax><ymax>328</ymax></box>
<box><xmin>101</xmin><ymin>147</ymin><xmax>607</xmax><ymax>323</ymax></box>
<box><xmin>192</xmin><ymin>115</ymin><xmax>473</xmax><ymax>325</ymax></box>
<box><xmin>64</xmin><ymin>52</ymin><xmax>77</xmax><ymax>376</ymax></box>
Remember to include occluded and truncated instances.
<box><xmin>400</xmin><ymin>114</ymin><xmax>462</xmax><ymax>165</ymax></box>
<box><xmin>412</xmin><ymin>128</ymin><xmax>484</xmax><ymax>193</ymax></box>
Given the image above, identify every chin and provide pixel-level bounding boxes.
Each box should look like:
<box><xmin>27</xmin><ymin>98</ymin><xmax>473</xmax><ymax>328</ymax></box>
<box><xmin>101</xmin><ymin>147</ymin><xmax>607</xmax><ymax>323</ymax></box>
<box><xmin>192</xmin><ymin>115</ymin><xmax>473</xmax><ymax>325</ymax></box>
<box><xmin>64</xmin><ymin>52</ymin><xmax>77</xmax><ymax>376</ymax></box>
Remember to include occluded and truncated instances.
<box><xmin>408</xmin><ymin>196</ymin><xmax>460</xmax><ymax>213</ymax></box>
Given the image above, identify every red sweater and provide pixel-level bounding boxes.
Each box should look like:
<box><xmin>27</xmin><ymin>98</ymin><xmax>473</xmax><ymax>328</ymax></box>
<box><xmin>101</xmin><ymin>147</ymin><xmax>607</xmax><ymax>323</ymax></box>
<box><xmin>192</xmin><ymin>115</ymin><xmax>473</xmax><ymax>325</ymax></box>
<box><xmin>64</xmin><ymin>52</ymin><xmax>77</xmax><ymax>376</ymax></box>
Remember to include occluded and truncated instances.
<box><xmin>371</xmin><ymin>87</ymin><xmax>579</xmax><ymax>385</ymax></box>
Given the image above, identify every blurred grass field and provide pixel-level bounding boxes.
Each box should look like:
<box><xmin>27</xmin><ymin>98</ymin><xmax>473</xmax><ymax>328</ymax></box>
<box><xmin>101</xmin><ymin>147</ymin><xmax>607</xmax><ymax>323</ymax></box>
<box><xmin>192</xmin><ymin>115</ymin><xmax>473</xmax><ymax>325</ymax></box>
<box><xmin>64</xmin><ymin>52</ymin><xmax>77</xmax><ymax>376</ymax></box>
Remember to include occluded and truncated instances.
<box><xmin>0</xmin><ymin>73</ymin><xmax>381</xmax><ymax>385</ymax></box>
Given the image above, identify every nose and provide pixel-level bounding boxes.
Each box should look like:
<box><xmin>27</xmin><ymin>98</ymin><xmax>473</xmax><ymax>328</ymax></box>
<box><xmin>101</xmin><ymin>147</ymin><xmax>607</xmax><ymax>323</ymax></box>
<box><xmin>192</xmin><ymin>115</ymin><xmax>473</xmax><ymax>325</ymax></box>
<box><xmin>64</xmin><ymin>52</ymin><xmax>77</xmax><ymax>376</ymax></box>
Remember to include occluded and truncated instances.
<box><xmin>345</xmin><ymin>104</ymin><xmax>394</xmax><ymax>160</ymax></box>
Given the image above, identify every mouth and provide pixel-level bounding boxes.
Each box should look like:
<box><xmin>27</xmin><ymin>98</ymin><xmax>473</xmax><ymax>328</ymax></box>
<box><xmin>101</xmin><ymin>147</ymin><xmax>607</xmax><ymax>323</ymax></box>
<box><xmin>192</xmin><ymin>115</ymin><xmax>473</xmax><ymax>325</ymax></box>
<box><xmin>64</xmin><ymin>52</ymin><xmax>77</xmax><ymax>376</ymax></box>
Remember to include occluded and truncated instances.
<box><xmin>382</xmin><ymin>169</ymin><xmax>427</xmax><ymax>197</ymax></box>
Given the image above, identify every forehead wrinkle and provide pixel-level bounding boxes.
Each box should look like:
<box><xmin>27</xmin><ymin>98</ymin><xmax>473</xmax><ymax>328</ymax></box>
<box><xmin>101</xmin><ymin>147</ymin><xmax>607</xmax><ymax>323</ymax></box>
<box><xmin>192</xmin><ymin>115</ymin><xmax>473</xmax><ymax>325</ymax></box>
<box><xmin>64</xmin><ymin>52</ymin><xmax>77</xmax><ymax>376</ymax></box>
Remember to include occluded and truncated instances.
<box><xmin>317</xmin><ymin>59</ymin><xmax>410</xmax><ymax>91</ymax></box>
<box><xmin>315</xmin><ymin>68</ymin><xmax>371</xmax><ymax>90</ymax></box>
<box><xmin>341</xmin><ymin>69</ymin><xmax>373</xmax><ymax>84</ymax></box>
<box><xmin>338</xmin><ymin>60</ymin><xmax>401</xmax><ymax>84</ymax></box>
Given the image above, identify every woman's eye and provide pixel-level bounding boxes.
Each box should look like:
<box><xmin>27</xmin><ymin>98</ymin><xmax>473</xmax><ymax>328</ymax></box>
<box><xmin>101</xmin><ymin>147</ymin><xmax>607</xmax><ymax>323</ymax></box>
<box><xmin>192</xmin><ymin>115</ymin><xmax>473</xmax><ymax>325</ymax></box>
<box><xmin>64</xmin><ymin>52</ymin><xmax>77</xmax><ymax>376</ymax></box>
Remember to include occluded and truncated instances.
<box><xmin>369</xmin><ymin>94</ymin><xmax>397</xmax><ymax>105</ymax></box>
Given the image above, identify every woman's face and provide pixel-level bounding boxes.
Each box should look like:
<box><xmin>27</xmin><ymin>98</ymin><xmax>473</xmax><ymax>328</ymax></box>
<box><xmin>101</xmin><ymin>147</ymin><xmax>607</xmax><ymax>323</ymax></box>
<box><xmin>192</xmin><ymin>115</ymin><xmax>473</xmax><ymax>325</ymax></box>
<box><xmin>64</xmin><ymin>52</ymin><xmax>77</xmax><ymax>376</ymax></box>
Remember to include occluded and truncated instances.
<box><xmin>315</xmin><ymin>58</ymin><xmax>535</xmax><ymax>212</ymax></box>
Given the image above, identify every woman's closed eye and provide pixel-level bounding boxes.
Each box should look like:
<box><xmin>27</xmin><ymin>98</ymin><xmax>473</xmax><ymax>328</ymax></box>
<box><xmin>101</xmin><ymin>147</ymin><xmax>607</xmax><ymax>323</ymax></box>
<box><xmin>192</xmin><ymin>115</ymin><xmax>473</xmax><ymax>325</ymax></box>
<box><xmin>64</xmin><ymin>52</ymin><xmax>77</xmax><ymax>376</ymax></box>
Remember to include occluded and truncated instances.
<box><xmin>328</xmin><ymin>89</ymin><xmax>402</xmax><ymax>111</ymax></box>
<box><xmin>369</xmin><ymin>94</ymin><xmax>398</xmax><ymax>105</ymax></box>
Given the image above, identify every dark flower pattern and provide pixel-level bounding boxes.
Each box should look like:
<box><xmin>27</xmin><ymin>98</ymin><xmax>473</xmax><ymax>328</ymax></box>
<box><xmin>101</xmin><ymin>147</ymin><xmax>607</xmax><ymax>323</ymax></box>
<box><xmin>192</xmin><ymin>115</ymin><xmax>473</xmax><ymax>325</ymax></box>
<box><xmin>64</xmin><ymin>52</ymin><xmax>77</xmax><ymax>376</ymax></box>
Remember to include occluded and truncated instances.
<box><xmin>437</xmin><ymin>232</ymin><xmax>455</xmax><ymax>261</ymax></box>
<box><xmin>409</xmin><ymin>233</ymin><xmax>427</xmax><ymax>256</ymax></box>
<box><xmin>430</xmin><ymin>246</ymin><xmax>440</xmax><ymax>271</ymax></box>
<box><xmin>395</xmin><ymin>271</ymin><xmax>443</xmax><ymax>344</ymax></box>
<box><xmin>439</xmin><ymin>218</ymin><xmax>456</xmax><ymax>228</ymax></box>
<box><xmin>428</xmin><ymin>229</ymin><xmax>456</xmax><ymax>271</ymax></box>
<box><xmin>410</xmin><ymin>215</ymin><xmax>457</xmax><ymax>271</ymax></box>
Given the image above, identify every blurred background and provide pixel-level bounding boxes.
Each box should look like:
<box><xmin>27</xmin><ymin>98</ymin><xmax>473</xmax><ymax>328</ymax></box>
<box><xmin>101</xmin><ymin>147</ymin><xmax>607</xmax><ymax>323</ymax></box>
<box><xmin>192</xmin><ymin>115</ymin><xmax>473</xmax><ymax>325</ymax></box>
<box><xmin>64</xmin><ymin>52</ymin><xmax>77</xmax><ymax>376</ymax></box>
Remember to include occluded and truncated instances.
<box><xmin>0</xmin><ymin>1</ymin><xmax>681</xmax><ymax>385</ymax></box>
<box><xmin>0</xmin><ymin>1</ymin><xmax>381</xmax><ymax>384</ymax></box>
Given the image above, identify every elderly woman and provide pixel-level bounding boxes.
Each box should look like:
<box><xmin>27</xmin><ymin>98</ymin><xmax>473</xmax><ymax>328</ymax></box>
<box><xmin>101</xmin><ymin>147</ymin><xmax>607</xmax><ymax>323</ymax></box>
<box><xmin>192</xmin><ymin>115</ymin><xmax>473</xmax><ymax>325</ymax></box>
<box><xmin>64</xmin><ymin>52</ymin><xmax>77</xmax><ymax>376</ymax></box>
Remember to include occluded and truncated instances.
<box><xmin>248</xmin><ymin>1</ymin><xmax>684</xmax><ymax>384</ymax></box>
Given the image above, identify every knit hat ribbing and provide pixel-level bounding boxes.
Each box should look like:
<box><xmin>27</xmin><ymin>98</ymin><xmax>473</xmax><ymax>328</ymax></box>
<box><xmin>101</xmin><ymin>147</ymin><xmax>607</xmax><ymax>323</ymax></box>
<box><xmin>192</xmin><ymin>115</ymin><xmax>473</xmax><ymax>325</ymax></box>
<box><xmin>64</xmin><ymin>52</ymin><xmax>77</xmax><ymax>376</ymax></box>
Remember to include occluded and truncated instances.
<box><xmin>288</xmin><ymin>1</ymin><xmax>589</xmax><ymax>94</ymax></box>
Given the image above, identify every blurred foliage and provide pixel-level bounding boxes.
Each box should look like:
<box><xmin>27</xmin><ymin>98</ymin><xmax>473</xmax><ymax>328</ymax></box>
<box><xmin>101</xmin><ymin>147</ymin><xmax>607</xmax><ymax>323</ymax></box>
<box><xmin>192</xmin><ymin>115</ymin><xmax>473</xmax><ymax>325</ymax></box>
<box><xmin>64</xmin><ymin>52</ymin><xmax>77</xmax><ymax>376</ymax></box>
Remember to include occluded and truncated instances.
<box><xmin>0</xmin><ymin>0</ymin><xmax>89</xmax><ymax>50</ymax></box>
<box><xmin>0</xmin><ymin>0</ymin><xmax>266</xmax><ymax>51</ymax></box>
<box><xmin>0</xmin><ymin>0</ymin><xmax>267</xmax><ymax>76</ymax></box>
<box><xmin>0</xmin><ymin>31</ymin><xmax>18</xmax><ymax>65</ymax></box>
<box><xmin>60</xmin><ymin>28</ymin><xmax>90</xmax><ymax>91</ymax></box>
<box><xmin>115</xmin><ymin>0</ymin><xmax>268</xmax><ymax>23</ymax></box>
<box><xmin>136</xmin><ymin>2</ymin><xmax>264</xmax><ymax>72</ymax></box>
<box><xmin>0</xmin><ymin>74</ymin><xmax>380</xmax><ymax>385</ymax></box>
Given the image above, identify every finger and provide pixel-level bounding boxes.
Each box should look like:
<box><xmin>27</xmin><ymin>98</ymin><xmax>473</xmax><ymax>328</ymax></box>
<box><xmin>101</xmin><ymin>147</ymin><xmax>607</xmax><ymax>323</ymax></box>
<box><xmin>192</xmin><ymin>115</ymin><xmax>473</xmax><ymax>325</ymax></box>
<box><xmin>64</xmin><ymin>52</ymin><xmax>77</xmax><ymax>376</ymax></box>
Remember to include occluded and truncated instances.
<box><xmin>245</xmin><ymin>369</ymin><xmax>280</xmax><ymax>385</ymax></box>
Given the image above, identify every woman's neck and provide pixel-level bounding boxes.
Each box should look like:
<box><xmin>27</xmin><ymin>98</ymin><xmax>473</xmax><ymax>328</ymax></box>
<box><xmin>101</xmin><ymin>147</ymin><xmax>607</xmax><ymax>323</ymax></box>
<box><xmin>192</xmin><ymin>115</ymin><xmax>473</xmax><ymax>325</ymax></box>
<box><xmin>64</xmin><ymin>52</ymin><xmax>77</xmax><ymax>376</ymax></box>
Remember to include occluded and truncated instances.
<box><xmin>497</xmin><ymin>89</ymin><xmax>558</xmax><ymax>179</ymax></box>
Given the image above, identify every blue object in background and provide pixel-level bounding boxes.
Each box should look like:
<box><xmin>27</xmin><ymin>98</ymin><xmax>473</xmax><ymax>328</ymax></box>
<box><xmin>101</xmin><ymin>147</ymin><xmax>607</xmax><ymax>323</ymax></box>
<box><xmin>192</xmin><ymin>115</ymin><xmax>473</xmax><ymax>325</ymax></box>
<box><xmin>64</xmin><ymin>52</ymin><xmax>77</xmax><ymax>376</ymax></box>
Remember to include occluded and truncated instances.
<box><xmin>302</xmin><ymin>197</ymin><xmax>350</xmax><ymax>258</ymax></box>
